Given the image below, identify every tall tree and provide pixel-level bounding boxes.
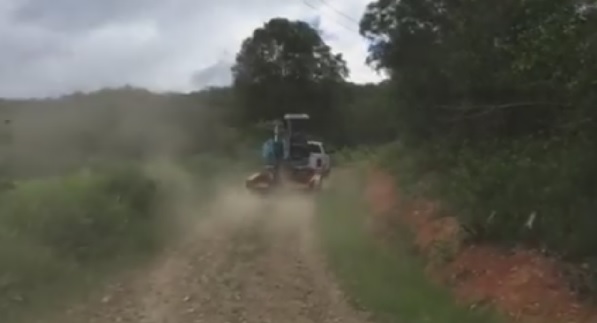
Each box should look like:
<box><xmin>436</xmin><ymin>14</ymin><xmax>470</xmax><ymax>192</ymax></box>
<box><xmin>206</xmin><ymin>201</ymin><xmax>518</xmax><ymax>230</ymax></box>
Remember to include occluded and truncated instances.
<box><xmin>232</xmin><ymin>17</ymin><xmax>348</xmax><ymax>135</ymax></box>
<box><xmin>360</xmin><ymin>0</ymin><xmax>597</xmax><ymax>142</ymax></box>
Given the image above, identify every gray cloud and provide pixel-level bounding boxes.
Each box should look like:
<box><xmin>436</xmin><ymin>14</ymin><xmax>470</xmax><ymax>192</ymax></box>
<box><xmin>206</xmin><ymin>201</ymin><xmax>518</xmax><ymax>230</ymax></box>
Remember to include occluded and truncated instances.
<box><xmin>12</xmin><ymin>0</ymin><xmax>164</xmax><ymax>31</ymax></box>
<box><xmin>0</xmin><ymin>0</ymin><xmax>384</xmax><ymax>98</ymax></box>
<box><xmin>191</xmin><ymin>59</ymin><xmax>234</xmax><ymax>88</ymax></box>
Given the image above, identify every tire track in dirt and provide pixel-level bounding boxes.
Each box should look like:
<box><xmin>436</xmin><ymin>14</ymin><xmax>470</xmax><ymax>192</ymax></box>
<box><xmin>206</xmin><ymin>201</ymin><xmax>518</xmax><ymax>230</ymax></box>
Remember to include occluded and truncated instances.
<box><xmin>42</xmin><ymin>183</ymin><xmax>370</xmax><ymax>323</ymax></box>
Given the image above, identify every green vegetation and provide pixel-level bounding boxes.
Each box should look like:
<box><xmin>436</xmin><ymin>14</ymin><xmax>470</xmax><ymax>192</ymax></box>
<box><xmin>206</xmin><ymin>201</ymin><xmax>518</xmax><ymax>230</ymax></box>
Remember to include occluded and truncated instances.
<box><xmin>0</xmin><ymin>157</ymin><xmax>238</xmax><ymax>321</ymax></box>
<box><xmin>0</xmin><ymin>165</ymin><xmax>159</xmax><ymax>320</ymax></box>
<box><xmin>232</xmin><ymin>18</ymin><xmax>348</xmax><ymax>136</ymax></box>
<box><xmin>0</xmin><ymin>84</ymin><xmax>249</xmax><ymax>323</ymax></box>
<box><xmin>1</xmin><ymin>0</ymin><xmax>597</xmax><ymax>319</ymax></box>
<box><xmin>316</xmin><ymin>171</ymin><xmax>502</xmax><ymax>323</ymax></box>
<box><xmin>357</xmin><ymin>0</ymin><xmax>597</xmax><ymax>296</ymax></box>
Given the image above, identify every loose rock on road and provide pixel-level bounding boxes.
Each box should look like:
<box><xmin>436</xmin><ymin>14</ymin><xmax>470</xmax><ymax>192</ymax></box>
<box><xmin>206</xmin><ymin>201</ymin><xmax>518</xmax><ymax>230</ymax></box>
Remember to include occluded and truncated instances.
<box><xmin>43</xmin><ymin>185</ymin><xmax>371</xmax><ymax>323</ymax></box>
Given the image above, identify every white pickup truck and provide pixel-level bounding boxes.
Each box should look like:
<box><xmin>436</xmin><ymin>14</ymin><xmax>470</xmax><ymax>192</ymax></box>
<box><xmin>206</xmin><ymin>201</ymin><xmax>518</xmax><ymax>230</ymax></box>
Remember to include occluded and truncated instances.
<box><xmin>306</xmin><ymin>140</ymin><xmax>331</xmax><ymax>177</ymax></box>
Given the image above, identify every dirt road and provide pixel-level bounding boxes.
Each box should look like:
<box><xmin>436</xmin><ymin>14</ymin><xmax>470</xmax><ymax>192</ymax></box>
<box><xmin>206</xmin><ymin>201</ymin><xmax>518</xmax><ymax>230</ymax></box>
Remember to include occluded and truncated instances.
<box><xmin>40</xmin><ymin>180</ymin><xmax>370</xmax><ymax>323</ymax></box>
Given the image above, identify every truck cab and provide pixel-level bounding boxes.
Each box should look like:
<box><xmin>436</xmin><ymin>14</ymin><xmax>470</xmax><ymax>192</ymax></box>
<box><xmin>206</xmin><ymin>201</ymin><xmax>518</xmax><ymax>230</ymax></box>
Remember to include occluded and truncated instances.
<box><xmin>306</xmin><ymin>140</ymin><xmax>331</xmax><ymax>177</ymax></box>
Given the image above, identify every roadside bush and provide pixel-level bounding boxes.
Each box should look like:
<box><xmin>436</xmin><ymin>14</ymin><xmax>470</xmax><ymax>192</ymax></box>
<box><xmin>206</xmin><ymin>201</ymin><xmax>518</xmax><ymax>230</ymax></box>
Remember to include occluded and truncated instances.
<box><xmin>0</xmin><ymin>165</ymin><xmax>158</xmax><ymax>314</ymax></box>
<box><xmin>333</xmin><ymin>146</ymin><xmax>376</xmax><ymax>166</ymax></box>
<box><xmin>442</xmin><ymin>138</ymin><xmax>597</xmax><ymax>258</ymax></box>
<box><xmin>382</xmin><ymin>136</ymin><xmax>597</xmax><ymax>262</ymax></box>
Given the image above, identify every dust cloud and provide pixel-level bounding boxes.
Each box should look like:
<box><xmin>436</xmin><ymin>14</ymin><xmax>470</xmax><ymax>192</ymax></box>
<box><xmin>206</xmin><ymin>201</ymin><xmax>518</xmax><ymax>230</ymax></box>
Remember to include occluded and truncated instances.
<box><xmin>38</xmin><ymin>174</ymin><xmax>371</xmax><ymax>323</ymax></box>
<box><xmin>0</xmin><ymin>89</ymin><xmax>205</xmax><ymax>178</ymax></box>
<box><xmin>0</xmin><ymin>90</ymin><xmax>370</xmax><ymax>323</ymax></box>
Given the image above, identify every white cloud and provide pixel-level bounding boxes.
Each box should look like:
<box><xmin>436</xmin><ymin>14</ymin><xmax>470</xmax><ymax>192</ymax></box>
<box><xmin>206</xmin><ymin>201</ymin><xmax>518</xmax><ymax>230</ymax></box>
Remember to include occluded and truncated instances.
<box><xmin>0</xmin><ymin>0</ymin><xmax>385</xmax><ymax>98</ymax></box>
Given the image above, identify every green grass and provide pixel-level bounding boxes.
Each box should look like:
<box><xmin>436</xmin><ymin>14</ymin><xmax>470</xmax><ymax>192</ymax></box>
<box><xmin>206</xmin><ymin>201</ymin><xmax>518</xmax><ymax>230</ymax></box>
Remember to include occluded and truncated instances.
<box><xmin>316</xmin><ymin>172</ymin><xmax>504</xmax><ymax>323</ymax></box>
<box><xmin>0</xmin><ymin>156</ymin><xmax>247</xmax><ymax>322</ymax></box>
<box><xmin>0</xmin><ymin>164</ymin><xmax>163</xmax><ymax>322</ymax></box>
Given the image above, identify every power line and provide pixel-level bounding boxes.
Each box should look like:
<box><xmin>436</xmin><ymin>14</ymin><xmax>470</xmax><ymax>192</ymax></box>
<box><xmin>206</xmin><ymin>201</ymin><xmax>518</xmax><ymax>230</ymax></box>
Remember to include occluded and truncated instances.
<box><xmin>315</xmin><ymin>0</ymin><xmax>361</xmax><ymax>25</ymax></box>
<box><xmin>300</xmin><ymin>0</ymin><xmax>361</xmax><ymax>35</ymax></box>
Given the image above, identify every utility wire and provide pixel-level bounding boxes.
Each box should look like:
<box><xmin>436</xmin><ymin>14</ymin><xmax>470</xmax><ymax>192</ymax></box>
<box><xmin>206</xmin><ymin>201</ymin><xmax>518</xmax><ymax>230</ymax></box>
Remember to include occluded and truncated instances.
<box><xmin>315</xmin><ymin>0</ymin><xmax>361</xmax><ymax>25</ymax></box>
<box><xmin>300</xmin><ymin>0</ymin><xmax>361</xmax><ymax>35</ymax></box>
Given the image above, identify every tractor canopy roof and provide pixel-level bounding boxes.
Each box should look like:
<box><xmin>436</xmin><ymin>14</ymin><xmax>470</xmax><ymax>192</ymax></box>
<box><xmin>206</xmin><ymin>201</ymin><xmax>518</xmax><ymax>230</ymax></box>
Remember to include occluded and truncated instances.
<box><xmin>283</xmin><ymin>113</ymin><xmax>309</xmax><ymax>120</ymax></box>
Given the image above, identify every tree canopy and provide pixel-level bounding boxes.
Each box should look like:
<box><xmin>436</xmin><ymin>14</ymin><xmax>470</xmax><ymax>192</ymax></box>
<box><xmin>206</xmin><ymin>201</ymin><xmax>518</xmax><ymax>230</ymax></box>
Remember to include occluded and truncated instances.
<box><xmin>360</xmin><ymin>0</ymin><xmax>597</xmax><ymax>142</ymax></box>
<box><xmin>232</xmin><ymin>17</ymin><xmax>349</xmax><ymax>134</ymax></box>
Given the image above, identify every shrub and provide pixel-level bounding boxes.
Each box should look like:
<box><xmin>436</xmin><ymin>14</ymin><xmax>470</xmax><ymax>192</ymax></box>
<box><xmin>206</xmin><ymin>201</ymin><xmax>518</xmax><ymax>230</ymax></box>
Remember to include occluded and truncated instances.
<box><xmin>382</xmin><ymin>135</ymin><xmax>597</xmax><ymax>267</ymax></box>
<box><xmin>0</xmin><ymin>165</ymin><xmax>158</xmax><ymax>315</ymax></box>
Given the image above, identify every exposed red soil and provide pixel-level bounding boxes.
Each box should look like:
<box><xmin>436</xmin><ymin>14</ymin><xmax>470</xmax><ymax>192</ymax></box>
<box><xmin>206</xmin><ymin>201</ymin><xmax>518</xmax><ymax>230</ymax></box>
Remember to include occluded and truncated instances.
<box><xmin>365</xmin><ymin>168</ymin><xmax>597</xmax><ymax>323</ymax></box>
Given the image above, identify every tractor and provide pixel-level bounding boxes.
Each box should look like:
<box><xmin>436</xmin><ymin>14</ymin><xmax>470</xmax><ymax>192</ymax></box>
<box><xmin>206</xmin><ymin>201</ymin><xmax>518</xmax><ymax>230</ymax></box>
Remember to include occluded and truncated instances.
<box><xmin>245</xmin><ymin>113</ymin><xmax>324</xmax><ymax>194</ymax></box>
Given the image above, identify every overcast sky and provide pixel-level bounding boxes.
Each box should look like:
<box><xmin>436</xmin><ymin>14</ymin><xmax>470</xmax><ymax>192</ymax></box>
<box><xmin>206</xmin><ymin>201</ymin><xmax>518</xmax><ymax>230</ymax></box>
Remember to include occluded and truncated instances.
<box><xmin>0</xmin><ymin>0</ymin><xmax>385</xmax><ymax>99</ymax></box>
